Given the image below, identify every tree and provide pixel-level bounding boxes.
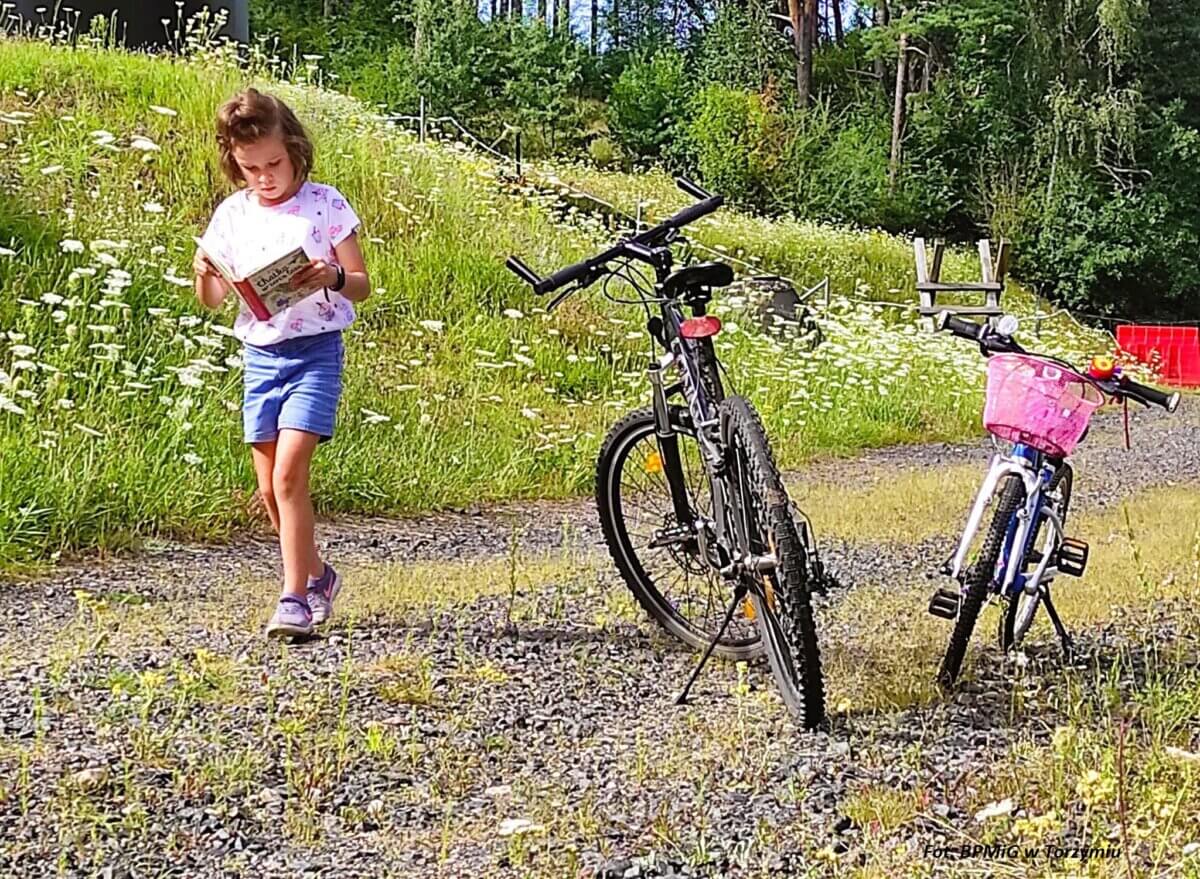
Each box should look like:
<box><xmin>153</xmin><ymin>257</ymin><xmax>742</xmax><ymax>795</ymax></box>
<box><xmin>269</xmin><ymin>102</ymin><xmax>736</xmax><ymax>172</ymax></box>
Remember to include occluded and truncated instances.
<box><xmin>888</xmin><ymin>28</ymin><xmax>907</xmax><ymax>187</ymax></box>
<box><xmin>787</xmin><ymin>0</ymin><xmax>815</xmax><ymax>106</ymax></box>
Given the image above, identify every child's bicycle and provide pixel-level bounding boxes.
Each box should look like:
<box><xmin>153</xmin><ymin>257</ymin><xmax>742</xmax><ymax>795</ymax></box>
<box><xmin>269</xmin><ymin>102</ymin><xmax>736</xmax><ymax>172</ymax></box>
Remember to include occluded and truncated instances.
<box><xmin>506</xmin><ymin>178</ymin><xmax>829</xmax><ymax>728</ymax></box>
<box><xmin>929</xmin><ymin>312</ymin><xmax>1181</xmax><ymax>687</ymax></box>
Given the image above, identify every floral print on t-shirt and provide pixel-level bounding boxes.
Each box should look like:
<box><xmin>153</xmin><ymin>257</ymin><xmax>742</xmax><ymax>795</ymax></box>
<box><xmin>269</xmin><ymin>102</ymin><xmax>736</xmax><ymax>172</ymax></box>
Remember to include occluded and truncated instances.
<box><xmin>200</xmin><ymin>181</ymin><xmax>361</xmax><ymax>346</ymax></box>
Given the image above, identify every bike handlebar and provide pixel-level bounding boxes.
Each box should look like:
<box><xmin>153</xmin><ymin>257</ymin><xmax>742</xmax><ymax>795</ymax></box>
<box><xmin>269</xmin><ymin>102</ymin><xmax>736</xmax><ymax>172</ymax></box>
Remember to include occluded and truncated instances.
<box><xmin>935</xmin><ymin>311</ymin><xmax>1025</xmax><ymax>354</ymax></box>
<box><xmin>505</xmin><ymin>178</ymin><xmax>725</xmax><ymax>298</ymax></box>
<box><xmin>1118</xmin><ymin>376</ymin><xmax>1181</xmax><ymax>412</ymax></box>
<box><xmin>934</xmin><ymin>310</ymin><xmax>1180</xmax><ymax>412</ymax></box>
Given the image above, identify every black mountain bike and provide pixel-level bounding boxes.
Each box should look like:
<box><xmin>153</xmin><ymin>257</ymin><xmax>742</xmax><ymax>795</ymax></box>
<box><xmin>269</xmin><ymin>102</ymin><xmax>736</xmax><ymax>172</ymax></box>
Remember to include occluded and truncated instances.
<box><xmin>507</xmin><ymin>178</ymin><xmax>827</xmax><ymax>728</ymax></box>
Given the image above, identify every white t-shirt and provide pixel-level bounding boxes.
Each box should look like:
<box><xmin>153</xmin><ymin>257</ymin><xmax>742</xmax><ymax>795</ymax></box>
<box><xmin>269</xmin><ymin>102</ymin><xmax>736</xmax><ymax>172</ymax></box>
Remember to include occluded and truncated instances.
<box><xmin>200</xmin><ymin>180</ymin><xmax>362</xmax><ymax>346</ymax></box>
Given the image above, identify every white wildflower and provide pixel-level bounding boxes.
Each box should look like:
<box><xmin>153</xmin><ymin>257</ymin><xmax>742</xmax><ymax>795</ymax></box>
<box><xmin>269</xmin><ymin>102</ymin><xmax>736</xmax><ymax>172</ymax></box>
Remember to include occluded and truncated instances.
<box><xmin>60</xmin><ymin>239</ymin><xmax>85</xmax><ymax>254</ymax></box>
<box><xmin>129</xmin><ymin>136</ymin><xmax>160</xmax><ymax>152</ymax></box>
<box><xmin>149</xmin><ymin>105</ymin><xmax>177</xmax><ymax>117</ymax></box>
<box><xmin>974</xmin><ymin>798</ymin><xmax>1015</xmax><ymax>823</ymax></box>
<box><xmin>360</xmin><ymin>408</ymin><xmax>391</xmax><ymax>425</ymax></box>
<box><xmin>502</xmin><ymin>308</ymin><xmax>524</xmax><ymax>319</ymax></box>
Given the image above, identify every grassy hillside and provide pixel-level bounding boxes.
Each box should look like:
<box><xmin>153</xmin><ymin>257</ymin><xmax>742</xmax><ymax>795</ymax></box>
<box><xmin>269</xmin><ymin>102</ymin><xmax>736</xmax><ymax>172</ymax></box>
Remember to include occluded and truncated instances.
<box><xmin>0</xmin><ymin>39</ymin><xmax>1111</xmax><ymax>571</ymax></box>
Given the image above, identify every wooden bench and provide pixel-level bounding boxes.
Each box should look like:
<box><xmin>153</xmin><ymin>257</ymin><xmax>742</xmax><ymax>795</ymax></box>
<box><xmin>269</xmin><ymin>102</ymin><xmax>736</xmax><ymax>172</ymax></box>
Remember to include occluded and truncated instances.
<box><xmin>914</xmin><ymin>237</ymin><xmax>1009</xmax><ymax>320</ymax></box>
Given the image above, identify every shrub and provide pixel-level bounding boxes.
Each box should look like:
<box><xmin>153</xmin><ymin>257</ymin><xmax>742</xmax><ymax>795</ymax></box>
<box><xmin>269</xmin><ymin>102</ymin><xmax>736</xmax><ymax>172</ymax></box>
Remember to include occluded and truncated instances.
<box><xmin>608</xmin><ymin>48</ymin><xmax>690</xmax><ymax>159</ymax></box>
<box><xmin>587</xmin><ymin>136</ymin><xmax>621</xmax><ymax>168</ymax></box>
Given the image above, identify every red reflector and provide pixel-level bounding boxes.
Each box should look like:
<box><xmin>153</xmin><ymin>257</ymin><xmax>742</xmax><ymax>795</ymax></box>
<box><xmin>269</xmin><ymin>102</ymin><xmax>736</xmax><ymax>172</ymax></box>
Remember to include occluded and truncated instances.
<box><xmin>680</xmin><ymin>316</ymin><xmax>722</xmax><ymax>339</ymax></box>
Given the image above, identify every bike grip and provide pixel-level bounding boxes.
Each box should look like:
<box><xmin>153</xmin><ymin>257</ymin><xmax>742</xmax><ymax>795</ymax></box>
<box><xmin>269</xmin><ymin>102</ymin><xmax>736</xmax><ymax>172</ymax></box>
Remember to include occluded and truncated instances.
<box><xmin>936</xmin><ymin>311</ymin><xmax>983</xmax><ymax>340</ymax></box>
<box><xmin>1121</xmin><ymin>377</ymin><xmax>1181</xmax><ymax>412</ymax></box>
<box><xmin>505</xmin><ymin>256</ymin><xmax>542</xmax><ymax>288</ymax></box>
<box><xmin>535</xmin><ymin>259</ymin><xmax>592</xmax><ymax>296</ymax></box>
<box><xmin>675</xmin><ymin>176</ymin><xmax>713</xmax><ymax>200</ymax></box>
<box><xmin>663</xmin><ymin>195</ymin><xmax>725</xmax><ymax>232</ymax></box>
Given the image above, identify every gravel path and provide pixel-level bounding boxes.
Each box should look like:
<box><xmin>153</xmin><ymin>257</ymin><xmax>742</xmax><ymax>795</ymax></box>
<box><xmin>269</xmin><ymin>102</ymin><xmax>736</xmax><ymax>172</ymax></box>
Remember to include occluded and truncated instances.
<box><xmin>1</xmin><ymin>404</ymin><xmax>1198</xmax><ymax>877</ymax></box>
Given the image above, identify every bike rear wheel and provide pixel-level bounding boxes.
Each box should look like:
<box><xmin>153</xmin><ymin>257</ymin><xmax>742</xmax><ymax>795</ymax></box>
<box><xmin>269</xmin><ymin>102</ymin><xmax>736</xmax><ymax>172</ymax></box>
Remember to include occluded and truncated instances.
<box><xmin>938</xmin><ymin>474</ymin><xmax>1025</xmax><ymax>688</ymax></box>
<box><xmin>720</xmin><ymin>396</ymin><xmax>825</xmax><ymax>728</ymax></box>
<box><xmin>596</xmin><ymin>407</ymin><xmax>762</xmax><ymax>660</ymax></box>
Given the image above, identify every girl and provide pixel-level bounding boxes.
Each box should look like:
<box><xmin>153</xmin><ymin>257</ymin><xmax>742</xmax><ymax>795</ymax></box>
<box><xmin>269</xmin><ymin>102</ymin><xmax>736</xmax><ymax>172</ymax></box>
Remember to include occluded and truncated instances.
<box><xmin>193</xmin><ymin>87</ymin><xmax>369</xmax><ymax>639</ymax></box>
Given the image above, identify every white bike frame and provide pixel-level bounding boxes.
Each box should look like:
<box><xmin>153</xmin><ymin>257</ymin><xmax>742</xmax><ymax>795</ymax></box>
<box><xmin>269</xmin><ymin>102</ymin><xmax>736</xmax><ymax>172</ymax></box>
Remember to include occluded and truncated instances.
<box><xmin>948</xmin><ymin>448</ymin><xmax>1066</xmax><ymax>598</ymax></box>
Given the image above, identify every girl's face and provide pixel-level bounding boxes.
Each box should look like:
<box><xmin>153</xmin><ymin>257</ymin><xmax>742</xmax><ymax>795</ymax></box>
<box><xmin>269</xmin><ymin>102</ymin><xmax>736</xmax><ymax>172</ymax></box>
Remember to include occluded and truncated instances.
<box><xmin>232</xmin><ymin>131</ymin><xmax>297</xmax><ymax>204</ymax></box>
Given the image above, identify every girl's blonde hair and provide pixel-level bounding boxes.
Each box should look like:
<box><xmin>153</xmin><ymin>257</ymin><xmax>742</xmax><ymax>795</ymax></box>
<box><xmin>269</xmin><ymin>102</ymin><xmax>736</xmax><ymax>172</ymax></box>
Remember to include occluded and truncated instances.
<box><xmin>215</xmin><ymin>88</ymin><xmax>314</xmax><ymax>186</ymax></box>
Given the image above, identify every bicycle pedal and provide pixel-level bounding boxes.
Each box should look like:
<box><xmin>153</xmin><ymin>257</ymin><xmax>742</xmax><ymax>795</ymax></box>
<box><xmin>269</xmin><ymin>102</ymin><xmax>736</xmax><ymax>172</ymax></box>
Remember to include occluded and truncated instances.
<box><xmin>1057</xmin><ymin>538</ymin><xmax>1089</xmax><ymax>578</ymax></box>
<box><xmin>928</xmin><ymin>587</ymin><xmax>960</xmax><ymax>620</ymax></box>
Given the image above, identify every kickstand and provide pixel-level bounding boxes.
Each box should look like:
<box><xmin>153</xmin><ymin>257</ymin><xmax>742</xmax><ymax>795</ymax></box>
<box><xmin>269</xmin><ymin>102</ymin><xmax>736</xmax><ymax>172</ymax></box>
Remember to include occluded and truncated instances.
<box><xmin>1041</xmin><ymin>588</ymin><xmax>1074</xmax><ymax>660</ymax></box>
<box><xmin>676</xmin><ymin>582</ymin><xmax>748</xmax><ymax>706</ymax></box>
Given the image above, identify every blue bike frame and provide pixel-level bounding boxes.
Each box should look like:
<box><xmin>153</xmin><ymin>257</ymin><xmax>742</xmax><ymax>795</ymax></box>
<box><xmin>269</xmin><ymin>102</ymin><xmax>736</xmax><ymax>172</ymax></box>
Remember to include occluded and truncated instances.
<box><xmin>949</xmin><ymin>442</ymin><xmax>1066</xmax><ymax>600</ymax></box>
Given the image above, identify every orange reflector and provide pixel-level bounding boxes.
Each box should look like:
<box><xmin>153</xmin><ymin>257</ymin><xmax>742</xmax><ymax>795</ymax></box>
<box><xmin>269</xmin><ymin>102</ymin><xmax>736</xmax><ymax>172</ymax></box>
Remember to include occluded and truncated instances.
<box><xmin>743</xmin><ymin>597</ymin><xmax>756</xmax><ymax>620</ymax></box>
<box><xmin>644</xmin><ymin>451</ymin><xmax>663</xmax><ymax>474</ymax></box>
<box><xmin>680</xmin><ymin>316</ymin><xmax>722</xmax><ymax>339</ymax></box>
<box><xmin>1088</xmin><ymin>355</ymin><xmax>1116</xmax><ymax>380</ymax></box>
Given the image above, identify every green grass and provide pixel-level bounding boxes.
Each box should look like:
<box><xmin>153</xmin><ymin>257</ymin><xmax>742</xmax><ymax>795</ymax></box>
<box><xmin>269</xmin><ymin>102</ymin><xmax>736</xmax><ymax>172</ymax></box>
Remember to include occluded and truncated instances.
<box><xmin>0</xmin><ymin>38</ymin><xmax>1112</xmax><ymax>571</ymax></box>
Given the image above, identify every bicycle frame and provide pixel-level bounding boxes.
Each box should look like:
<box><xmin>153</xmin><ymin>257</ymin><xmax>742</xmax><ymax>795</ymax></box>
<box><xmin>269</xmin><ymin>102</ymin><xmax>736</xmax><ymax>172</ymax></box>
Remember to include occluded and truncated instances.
<box><xmin>646</xmin><ymin>293</ymin><xmax>776</xmax><ymax>579</ymax></box>
<box><xmin>948</xmin><ymin>443</ymin><xmax>1065</xmax><ymax>599</ymax></box>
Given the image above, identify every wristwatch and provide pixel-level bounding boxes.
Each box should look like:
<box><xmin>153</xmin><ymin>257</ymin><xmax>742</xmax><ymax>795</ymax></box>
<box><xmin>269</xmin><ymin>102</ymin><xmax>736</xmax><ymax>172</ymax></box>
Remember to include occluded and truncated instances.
<box><xmin>330</xmin><ymin>264</ymin><xmax>346</xmax><ymax>292</ymax></box>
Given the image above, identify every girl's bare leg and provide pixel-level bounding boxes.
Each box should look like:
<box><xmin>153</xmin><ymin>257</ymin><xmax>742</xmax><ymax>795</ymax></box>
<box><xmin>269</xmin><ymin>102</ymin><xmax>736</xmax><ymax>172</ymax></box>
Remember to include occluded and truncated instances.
<box><xmin>250</xmin><ymin>441</ymin><xmax>281</xmax><ymax>531</ymax></box>
<box><xmin>252</xmin><ymin>437</ymin><xmax>323</xmax><ymax>589</ymax></box>
<box><xmin>272</xmin><ymin>429</ymin><xmax>325</xmax><ymax>596</ymax></box>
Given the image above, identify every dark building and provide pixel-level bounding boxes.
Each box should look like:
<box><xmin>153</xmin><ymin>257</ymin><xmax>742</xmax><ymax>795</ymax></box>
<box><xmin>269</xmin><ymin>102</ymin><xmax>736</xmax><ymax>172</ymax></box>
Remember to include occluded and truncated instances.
<box><xmin>12</xmin><ymin>1</ymin><xmax>248</xmax><ymax>47</ymax></box>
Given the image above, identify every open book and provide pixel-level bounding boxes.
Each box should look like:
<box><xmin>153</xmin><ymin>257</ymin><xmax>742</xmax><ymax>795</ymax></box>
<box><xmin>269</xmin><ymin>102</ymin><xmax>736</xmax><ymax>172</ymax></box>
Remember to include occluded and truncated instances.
<box><xmin>194</xmin><ymin>236</ymin><xmax>320</xmax><ymax>321</ymax></box>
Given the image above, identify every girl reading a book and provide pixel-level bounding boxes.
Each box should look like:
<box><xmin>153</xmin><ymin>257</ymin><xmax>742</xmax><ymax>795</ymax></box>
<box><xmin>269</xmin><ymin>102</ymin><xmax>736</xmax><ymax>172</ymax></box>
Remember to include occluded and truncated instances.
<box><xmin>193</xmin><ymin>88</ymin><xmax>369</xmax><ymax>639</ymax></box>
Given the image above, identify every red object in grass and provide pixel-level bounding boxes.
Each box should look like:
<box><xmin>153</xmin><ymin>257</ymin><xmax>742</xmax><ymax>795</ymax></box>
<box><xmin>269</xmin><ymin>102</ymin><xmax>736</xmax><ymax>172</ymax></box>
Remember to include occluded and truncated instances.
<box><xmin>680</xmin><ymin>316</ymin><xmax>723</xmax><ymax>339</ymax></box>
<box><xmin>1115</xmin><ymin>324</ymin><xmax>1200</xmax><ymax>387</ymax></box>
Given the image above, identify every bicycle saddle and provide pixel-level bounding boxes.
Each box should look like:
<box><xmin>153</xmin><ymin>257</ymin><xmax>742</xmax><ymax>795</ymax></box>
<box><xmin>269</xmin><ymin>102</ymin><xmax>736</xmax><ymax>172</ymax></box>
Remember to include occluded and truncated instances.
<box><xmin>663</xmin><ymin>262</ymin><xmax>734</xmax><ymax>298</ymax></box>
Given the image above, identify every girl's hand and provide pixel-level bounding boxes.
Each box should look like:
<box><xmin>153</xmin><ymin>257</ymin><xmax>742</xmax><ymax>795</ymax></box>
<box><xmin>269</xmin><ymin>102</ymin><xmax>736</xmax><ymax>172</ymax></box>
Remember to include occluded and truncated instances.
<box><xmin>193</xmin><ymin>250</ymin><xmax>219</xmax><ymax>278</ymax></box>
<box><xmin>290</xmin><ymin>259</ymin><xmax>337</xmax><ymax>292</ymax></box>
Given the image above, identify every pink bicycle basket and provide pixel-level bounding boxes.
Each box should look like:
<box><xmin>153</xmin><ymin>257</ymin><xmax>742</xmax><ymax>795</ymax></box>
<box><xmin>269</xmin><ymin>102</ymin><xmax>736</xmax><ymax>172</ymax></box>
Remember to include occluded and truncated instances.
<box><xmin>982</xmin><ymin>353</ymin><xmax>1106</xmax><ymax>457</ymax></box>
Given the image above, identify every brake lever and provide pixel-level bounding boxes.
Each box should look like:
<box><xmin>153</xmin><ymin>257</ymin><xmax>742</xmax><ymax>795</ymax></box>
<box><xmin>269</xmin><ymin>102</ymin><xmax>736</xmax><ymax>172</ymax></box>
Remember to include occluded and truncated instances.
<box><xmin>547</xmin><ymin>276</ymin><xmax>595</xmax><ymax>312</ymax></box>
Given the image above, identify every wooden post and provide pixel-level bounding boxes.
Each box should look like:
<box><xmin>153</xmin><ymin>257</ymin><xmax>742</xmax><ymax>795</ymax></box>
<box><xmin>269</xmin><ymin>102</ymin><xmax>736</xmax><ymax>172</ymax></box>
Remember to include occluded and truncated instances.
<box><xmin>978</xmin><ymin>239</ymin><xmax>994</xmax><ymax>284</ymax></box>
<box><xmin>914</xmin><ymin>237</ymin><xmax>929</xmax><ymax>283</ymax></box>
<box><xmin>994</xmin><ymin>239</ymin><xmax>1010</xmax><ymax>286</ymax></box>
<box><xmin>418</xmin><ymin>95</ymin><xmax>426</xmax><ymax>144</ymax></box>
<box><xmin>930</xmin><ymin>238</ymin><xmax>945</xmax><ymax>283</ymax></box>
<box><xmin>914</xmin><ymin>237</ymin><xmax>931</xmax><ymax>314</ymax></box>
<box><xmin>515</xmin><ymin>130</ymin><xmax>522</xmax><ymax>178</ymax></box>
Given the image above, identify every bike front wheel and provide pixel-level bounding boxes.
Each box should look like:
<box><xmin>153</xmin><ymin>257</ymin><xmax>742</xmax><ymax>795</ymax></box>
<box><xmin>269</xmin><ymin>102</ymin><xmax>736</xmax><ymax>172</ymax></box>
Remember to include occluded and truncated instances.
<box><xmin>596</xmin><ymin>406</ymin><xmax>763</xmax><ymax>660</ymax></box>
<box><xmin>720</xmin><ymin>396</ymin><xmax>825</xmax><ymax>728</ymax></box>
<box><xmin>938</xmin><ymin>474</ymin><xmax>1025</xmax><ymax>688</ymax></box>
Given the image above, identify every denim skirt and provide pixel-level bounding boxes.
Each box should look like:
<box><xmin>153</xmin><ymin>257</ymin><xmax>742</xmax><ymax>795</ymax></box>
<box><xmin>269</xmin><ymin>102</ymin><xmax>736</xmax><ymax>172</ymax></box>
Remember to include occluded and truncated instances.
<box><xmin>242</xmin><ymin>330</ymin><xmax>344</xmax><ymax>444</ymax></box>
